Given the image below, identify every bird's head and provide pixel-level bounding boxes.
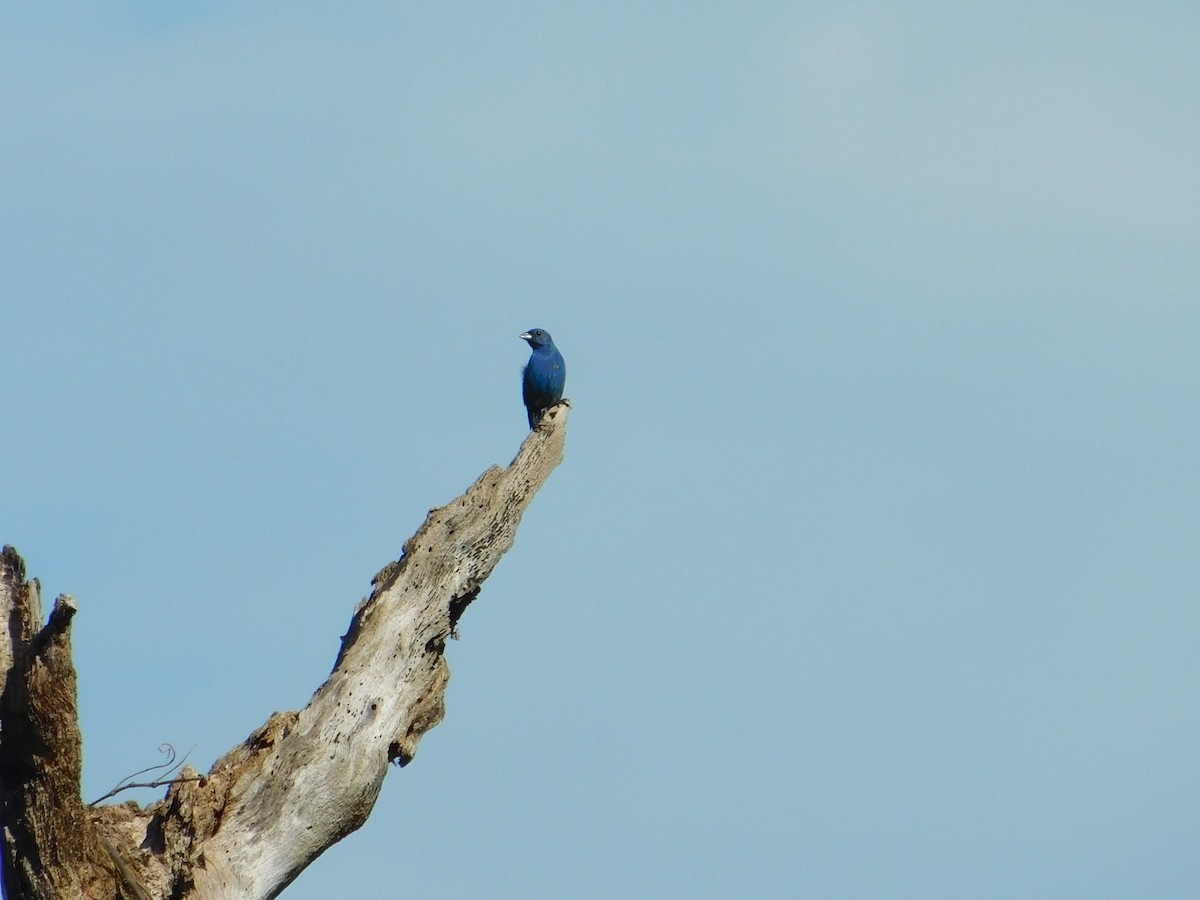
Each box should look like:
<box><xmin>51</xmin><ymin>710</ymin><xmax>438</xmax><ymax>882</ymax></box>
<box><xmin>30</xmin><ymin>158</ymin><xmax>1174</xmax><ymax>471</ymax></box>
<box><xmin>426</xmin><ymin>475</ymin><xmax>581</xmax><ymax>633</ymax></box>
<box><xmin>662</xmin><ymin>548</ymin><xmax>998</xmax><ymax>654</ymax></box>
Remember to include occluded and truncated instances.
<box><xmin>520</xmin><ymin>328</ymin><xmax>555</xmax><ymax>349</ymax></box>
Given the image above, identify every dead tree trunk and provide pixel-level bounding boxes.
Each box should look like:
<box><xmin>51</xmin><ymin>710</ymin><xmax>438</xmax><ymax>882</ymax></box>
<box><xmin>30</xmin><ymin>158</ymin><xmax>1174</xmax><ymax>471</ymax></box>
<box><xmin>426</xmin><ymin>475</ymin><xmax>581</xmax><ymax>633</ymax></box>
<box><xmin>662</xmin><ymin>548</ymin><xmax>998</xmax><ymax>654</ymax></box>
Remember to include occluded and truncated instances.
<box><xmin>0</xmin><ymin>403</ymin><xmax>568</xmax><ymax>899</ymax></box>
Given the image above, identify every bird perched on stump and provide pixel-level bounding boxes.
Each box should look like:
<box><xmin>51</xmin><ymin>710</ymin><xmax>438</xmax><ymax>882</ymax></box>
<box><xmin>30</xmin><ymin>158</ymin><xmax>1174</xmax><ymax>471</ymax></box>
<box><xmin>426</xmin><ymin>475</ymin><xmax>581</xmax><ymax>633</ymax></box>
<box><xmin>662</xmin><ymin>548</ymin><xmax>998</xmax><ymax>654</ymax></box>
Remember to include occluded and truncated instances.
<box><xmin>520</xmin><ymin>328</ymin><xmax>565</xmax><ymax>428</ymax></box>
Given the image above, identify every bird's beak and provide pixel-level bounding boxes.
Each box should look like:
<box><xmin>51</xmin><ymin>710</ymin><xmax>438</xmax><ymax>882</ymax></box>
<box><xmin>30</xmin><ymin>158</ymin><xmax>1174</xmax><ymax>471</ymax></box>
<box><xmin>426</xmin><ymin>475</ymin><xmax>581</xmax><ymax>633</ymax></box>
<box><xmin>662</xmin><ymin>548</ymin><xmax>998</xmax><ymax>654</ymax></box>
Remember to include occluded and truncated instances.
<box><xmin>519</xmin><ymin>332</ymin><xmax>532</xmax><ymax>341</ymax></box>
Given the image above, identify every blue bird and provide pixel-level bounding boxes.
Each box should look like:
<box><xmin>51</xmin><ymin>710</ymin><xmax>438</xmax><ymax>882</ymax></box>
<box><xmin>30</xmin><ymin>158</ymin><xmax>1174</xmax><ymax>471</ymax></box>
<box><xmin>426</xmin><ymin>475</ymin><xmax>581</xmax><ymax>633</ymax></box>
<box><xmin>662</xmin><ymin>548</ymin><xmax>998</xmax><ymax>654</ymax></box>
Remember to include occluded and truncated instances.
<box><xmin>520</xmin><ymin>328</ymin><xmax>566</xmax><ymax>428</ymax></box>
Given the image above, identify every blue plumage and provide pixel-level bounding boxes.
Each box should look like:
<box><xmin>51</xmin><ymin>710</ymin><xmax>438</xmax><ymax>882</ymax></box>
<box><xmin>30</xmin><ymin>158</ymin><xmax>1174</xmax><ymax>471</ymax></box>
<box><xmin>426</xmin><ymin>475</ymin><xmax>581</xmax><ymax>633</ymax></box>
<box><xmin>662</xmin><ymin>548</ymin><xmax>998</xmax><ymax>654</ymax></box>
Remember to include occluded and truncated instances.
<box><xmin>520</xmin><ymin>328</ymin><xmax>566</xmax><ymax>428</ymax></box>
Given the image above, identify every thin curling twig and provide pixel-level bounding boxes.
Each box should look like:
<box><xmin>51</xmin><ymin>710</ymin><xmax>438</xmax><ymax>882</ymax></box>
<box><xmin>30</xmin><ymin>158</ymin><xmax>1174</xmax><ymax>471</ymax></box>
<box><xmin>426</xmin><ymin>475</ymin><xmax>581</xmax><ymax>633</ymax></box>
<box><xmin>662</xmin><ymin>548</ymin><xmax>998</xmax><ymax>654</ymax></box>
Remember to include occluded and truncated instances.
<box><xmin>89</xmin><ymin>743</ymin><xmax>200</xmax><ymax>806</ymax></box>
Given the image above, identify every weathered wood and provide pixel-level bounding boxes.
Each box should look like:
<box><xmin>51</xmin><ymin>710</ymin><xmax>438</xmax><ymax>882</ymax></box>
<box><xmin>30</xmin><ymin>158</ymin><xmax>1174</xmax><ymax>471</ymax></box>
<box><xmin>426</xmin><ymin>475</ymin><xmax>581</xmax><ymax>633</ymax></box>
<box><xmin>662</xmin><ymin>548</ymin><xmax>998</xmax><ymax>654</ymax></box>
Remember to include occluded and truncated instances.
<box><xmin>2</xmin><ymin>548</ymin><xmax>117</xmax><ymax>898</ymax></box>
<box><xmin>1</xmin><ymin>402</ymin><xmax>568</xmax><ymax>898</ymax></box>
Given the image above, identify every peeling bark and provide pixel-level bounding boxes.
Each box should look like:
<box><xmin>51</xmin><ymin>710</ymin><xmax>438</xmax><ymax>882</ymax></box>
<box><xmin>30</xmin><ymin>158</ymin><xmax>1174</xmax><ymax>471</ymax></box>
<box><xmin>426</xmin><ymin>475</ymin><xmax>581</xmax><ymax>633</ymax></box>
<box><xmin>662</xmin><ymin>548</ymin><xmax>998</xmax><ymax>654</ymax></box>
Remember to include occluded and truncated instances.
<box><xmin>1</xmin><ymin>403</ymin><xmax>568</xmax><ymax>898</ymax></box>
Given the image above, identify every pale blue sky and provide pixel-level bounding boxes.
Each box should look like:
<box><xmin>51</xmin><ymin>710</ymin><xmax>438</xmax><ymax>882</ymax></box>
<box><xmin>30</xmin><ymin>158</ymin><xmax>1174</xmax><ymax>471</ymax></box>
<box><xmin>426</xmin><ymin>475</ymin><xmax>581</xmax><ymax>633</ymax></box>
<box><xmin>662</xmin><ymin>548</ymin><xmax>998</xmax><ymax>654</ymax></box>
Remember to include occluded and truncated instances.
<box><xmin>4</xmin><ymin>3</ymin><xmax>1200</xmax><ymax>897</ymax></box>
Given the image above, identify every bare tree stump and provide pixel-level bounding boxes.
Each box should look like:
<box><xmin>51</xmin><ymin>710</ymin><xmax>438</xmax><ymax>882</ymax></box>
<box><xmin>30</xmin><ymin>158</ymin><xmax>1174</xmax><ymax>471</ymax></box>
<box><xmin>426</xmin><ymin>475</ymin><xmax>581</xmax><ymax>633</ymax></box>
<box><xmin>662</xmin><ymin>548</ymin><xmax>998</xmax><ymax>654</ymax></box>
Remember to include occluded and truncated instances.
<box><xmin>0</xmin><ymin>403</ymin><xmax>567</xmax><ymax>899</ymax></box>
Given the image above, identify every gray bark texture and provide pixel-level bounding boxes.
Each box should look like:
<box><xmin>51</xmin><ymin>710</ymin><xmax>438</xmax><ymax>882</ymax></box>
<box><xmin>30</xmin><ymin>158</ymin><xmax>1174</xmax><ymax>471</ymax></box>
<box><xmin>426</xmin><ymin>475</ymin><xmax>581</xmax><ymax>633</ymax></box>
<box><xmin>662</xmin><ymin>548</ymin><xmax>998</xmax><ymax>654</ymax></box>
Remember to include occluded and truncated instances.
<box><xmin>0</xmin><ymin>403</ymin><xmax>568</xmax><ymax>899</ymax></box>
